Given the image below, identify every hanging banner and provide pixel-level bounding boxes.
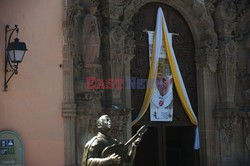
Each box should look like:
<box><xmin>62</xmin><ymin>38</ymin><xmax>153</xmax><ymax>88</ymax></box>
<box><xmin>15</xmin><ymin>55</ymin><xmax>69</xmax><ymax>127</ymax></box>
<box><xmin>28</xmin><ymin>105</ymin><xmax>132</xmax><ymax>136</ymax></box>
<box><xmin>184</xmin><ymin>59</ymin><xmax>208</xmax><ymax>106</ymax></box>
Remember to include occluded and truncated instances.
<box><xmin>148</xmin><ymin>31</ymin><xmax>173</xmax><ymax>121</ymax></box>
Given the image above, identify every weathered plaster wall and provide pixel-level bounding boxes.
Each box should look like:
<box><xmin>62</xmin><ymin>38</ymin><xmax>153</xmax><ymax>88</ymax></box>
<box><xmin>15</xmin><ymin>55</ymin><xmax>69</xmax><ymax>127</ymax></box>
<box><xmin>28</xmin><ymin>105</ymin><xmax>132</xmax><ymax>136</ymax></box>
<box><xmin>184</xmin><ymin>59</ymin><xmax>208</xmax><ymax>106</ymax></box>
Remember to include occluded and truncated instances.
<box><xmin>0</xmin><ymin>0</ymin><xmax>64</xmax><ymax>165</ymax></box>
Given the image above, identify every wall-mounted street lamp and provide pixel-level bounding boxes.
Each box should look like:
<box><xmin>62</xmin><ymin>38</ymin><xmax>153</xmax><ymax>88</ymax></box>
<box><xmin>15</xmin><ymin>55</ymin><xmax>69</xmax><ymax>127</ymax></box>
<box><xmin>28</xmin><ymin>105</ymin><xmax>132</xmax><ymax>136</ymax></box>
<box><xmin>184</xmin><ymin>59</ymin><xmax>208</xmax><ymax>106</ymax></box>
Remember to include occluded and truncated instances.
<box><xmin>4</xmin><ymin>25</ymin><xmax>28</xmax><ymax>91</ymax></box>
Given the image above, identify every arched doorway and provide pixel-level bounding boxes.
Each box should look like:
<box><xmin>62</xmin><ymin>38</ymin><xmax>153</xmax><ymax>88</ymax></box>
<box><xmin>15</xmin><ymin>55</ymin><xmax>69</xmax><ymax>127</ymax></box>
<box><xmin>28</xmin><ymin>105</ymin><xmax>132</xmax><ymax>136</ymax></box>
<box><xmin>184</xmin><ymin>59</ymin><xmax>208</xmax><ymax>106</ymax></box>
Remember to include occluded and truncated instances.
<box><xmin>131</xmin><ymin>3</ymin><xmax>199</xmax><ymax>166</ymax></box>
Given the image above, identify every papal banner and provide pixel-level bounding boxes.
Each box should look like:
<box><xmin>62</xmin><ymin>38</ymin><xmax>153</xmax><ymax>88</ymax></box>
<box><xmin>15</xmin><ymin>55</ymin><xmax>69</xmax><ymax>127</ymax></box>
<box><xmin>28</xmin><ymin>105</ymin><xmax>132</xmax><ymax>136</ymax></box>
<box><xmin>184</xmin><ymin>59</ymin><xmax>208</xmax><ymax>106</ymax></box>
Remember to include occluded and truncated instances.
<box><xmin>148</xmin><ymin>31</ymin><xmax>173</xmax><ymax>121</ymax></box>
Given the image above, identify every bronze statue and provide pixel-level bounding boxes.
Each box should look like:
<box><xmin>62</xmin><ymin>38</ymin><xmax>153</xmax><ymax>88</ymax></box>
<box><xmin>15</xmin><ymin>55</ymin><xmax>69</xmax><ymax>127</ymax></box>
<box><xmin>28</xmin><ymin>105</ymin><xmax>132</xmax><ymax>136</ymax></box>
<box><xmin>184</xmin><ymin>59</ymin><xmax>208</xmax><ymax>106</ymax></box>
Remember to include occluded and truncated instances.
<box><xmin>82</xmin><ymin>3</ymin><xmax>100</xmax><ymax>67</ymax></box>
<box><xmin>81</xmin><ymin>115</ymin><xmax>147</xmax><ymax>166</ymax></box>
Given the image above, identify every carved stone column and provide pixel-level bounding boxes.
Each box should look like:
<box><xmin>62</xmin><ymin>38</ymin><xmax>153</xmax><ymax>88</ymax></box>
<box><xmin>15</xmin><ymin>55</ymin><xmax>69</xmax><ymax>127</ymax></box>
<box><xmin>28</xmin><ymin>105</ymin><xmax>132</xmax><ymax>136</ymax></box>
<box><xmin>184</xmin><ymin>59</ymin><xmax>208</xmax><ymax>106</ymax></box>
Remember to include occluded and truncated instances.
<box><xmin>195</xmin><ymin>48</ymin><xmax>218</xmax><ymax>166</ymax></box>
<box><xmin>62</xmin><ymin>0</ymin><xmax>78</xmax><ymax>165</ymax></box>
<box><xmin>100</xmin><ymin>0</ymin><xmax>129</xmax><ymax>106</ymax></box>
<box><xmin>214</xmin><ymin>0</ymin><xmax>238</xmax><ymax>109</ymax></box>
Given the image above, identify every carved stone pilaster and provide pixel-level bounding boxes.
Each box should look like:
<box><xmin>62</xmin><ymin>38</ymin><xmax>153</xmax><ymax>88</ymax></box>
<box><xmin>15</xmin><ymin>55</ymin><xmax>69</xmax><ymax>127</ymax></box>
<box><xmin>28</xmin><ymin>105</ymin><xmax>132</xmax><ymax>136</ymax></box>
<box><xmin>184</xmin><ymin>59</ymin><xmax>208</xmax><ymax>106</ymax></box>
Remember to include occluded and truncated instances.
<box><xmin>62</xmin><ymin>0</ymin><xmax>82</xmax><ymax>165</ymax></box>
<box><xmin>109</xmin><ymin>26</ymin><xmax>126</xmax><ymax>103</ymax></box>
<box><xmin>214</xmin><ymin>0</ymin><xmax>239</xmax><ymax>108</ymax></box>
<box><xmin>195</xmin><ymin>47</ymin><xmax>218</xmax><ymax>166</ymax></box>
<box><xmin>235</xmin><ymin>6</ymin><xmax>250</xmax><ymax>103</ymax></box>
<box><xmin>214</xmin><ymin>111</ymin><xmax>243</xmax><ymax>165</ymax></box>
<box><xmin>217</xmin><ymin>40</ymin><xmax>238</xmax><ymax>108</ymax></box>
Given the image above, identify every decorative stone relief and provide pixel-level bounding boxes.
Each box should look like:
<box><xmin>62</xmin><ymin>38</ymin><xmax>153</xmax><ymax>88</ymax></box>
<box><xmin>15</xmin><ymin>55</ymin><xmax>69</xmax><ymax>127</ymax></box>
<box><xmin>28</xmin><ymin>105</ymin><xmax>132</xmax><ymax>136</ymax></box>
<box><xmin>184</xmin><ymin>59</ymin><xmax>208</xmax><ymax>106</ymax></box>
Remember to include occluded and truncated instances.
<box><xmin>66</xmin><ymin>0</ymin><xmax>83</xmax><ymax>68</ymax></box>
<box><xmin>195</xmin><ymin>47</ymin><xmax>218</xmax><ymax>72</ymax></box>
<box><xmin>217</xmin><ymin>40</ymin><xmax>238</xmax><ymax>107</ymax></box>
<box><xmin>213</xmin><ymin>110</ymin><xmax>250</xmax><ymax>165</ymax></box>
<box><xmin>110</xmin><ymin>26</ymin><xmax>126</xmax><ymax>102</ymax></box>
<box><xmin>214</xmin><ymin>0</ymin><xmax>239</xmax><ymax>108</ymax></box>
<box><xmin>235</xmin><ymin>6</ymin><xmax>250</xmax><ymax>102</ymax></box>
<box><xmin>218</xmin><ymin>114</ymin><xmax>240</xmax><ymax>144</ymax></box>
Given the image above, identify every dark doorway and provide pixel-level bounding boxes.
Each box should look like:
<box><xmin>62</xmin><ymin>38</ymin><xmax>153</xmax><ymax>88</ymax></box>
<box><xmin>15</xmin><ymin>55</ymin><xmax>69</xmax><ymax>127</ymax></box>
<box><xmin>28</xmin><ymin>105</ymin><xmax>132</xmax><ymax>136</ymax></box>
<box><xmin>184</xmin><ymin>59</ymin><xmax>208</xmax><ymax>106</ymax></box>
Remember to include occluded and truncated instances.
<box><xmin>133</xmin><ymin>125</ymin><xmax>199</xmax><ymax>166</ymax></box>
<box><xmin>132</xmin><ymin>126</ymin><xmax>159</xmax><ymax>166</ymax></box>
<box><xmin>130</xmin><ymin>2</ymin><xmax>199</xmax><ymax>166</ymax></box>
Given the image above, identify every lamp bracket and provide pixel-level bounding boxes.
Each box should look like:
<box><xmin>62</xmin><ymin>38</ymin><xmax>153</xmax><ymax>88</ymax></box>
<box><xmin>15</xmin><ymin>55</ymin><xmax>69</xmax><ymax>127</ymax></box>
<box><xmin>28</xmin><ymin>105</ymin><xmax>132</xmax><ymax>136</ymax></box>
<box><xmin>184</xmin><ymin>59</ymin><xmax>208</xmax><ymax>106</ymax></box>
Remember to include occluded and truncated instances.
<box><xmin>4</xmin><ymin>25</ymin><xmax>20</xmax><ymax>91</ymax></box>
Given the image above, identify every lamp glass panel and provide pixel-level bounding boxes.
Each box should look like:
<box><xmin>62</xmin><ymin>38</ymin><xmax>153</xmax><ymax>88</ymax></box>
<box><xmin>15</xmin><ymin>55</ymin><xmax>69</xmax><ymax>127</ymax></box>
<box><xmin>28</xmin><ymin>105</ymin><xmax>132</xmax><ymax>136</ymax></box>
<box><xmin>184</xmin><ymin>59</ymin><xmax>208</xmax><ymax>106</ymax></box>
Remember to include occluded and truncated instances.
<box><xmin>8</xmin><ymin>50</ymin><xmax>15</xmax><ymax>62</ymax></box>
<box><xmin>14</xmin><ymin>50</ymin><xmax>25</xmax><ymax>62</ymax></box>
<box><xmin>8</xmin><ymin>50</ymin><xmax>25</xmax><ymax>63</ymax></box>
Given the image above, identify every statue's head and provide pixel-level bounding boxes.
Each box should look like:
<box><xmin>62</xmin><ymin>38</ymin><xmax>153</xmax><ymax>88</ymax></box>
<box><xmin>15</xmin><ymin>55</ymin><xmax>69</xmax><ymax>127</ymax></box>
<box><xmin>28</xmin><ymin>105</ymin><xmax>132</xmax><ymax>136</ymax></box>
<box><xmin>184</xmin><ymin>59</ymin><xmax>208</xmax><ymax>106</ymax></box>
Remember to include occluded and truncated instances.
<box><xmin>84</xmin><ymin>0</ymin><xmax>99</xmax><ymax>14</ymax></box>
<box><xmin>97</xmin><ymin>115</ymin><xmax>112</xmax><ymax>132</ymax></box>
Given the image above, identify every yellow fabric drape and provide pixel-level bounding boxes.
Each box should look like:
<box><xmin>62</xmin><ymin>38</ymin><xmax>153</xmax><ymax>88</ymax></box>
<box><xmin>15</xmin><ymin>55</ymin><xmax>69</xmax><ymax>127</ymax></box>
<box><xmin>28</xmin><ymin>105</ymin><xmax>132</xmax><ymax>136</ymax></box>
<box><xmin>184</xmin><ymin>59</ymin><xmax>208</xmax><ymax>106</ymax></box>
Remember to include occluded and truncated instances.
<box><xmin>162</xmin><ymin>18</ymin><xmax>197</xmax><ymax>125</ymax></box>
<box><xmin>132</xmin><ymin>8</ymin><xmax>198</xmax><ymax>126</ymax></box>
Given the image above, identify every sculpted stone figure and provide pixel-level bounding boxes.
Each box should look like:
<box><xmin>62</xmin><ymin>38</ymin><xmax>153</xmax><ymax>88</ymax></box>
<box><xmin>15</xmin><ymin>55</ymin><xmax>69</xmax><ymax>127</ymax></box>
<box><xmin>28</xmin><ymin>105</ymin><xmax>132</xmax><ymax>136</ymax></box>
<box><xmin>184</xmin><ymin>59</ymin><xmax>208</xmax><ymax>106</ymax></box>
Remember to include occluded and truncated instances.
<box><xmin>81</xmin><ymin>115</ymin><xmax>142</xmax><ymax>166</ymax></box>
<box><xmin>82</xmin><ymin>4</ymin><xmax>100</xmax><ymax>67</ymax></box>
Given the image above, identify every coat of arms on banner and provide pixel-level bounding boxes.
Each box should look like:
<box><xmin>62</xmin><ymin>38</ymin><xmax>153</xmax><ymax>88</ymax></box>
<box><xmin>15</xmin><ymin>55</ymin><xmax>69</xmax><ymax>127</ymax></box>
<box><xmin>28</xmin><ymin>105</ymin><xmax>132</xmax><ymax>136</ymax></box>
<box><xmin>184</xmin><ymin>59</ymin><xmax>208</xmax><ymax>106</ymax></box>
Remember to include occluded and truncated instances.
<box><xmin>148</xmin><ymin>31</ymin><xmax>173</xmax><ymax>121</ymax></box>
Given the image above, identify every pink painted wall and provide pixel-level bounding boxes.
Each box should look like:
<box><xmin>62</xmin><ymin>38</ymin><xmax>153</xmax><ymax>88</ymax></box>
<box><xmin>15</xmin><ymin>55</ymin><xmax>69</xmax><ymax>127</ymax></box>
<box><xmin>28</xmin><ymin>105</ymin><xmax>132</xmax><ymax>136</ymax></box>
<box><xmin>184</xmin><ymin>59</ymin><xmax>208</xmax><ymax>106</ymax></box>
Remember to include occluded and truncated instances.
<box><xmin>0</xmin><ymin>0</ymin><xmax>64</xmax><ymax>165</ymax></box>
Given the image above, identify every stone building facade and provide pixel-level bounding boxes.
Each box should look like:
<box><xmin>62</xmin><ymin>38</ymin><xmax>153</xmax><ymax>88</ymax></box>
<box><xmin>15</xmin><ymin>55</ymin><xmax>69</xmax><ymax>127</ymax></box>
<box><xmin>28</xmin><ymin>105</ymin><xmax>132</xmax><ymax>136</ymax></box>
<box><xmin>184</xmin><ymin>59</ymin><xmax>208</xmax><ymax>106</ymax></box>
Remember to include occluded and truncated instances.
<box><xmin>62</xmin><ymin>0</ymin><xmax>250</xmax><ymax>165</ymax></box>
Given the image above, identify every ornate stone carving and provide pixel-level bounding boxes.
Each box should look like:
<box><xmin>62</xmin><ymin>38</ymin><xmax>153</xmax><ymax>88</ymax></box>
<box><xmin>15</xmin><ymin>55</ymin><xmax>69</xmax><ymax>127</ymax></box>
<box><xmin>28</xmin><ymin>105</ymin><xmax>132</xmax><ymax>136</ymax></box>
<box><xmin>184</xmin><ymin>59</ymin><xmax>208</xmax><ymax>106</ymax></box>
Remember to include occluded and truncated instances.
<box><xmin>235</xmin><ymin>7</ymin><xmax>250</xmax><ymax>41</ymax></box>
<box><xmin>66</xmin><ymin>0</ymin><xmax>83</xmax><ymax>67</ymax></box>
<box><xmin>195</xmin><ymin>48</ymin><xmax>218</xmax><ymax>72</ymax></box>
<box><xmin>235</xmin><ymin>7</ymin><xmax>250</xmax><ymax>102</ymax></box>
<box><xmin>218</xmin><ymin>114</ymin><xmax>240</xmax><ymax>144</ymax></box>
<box><xmin>214</xmin><ymin>110</ymin><xmax>250</xmax><ymax>164</ymax></box>
<box><xmin>217</xmin><ymin>40</ymin><xmax>238</xmax><ymax>107</ymax></box>
<box><xmin>62</xmin><ymin>0</ymin><xmax>85</xmax><ymax>165</ymax></box>
<box><xmin>109</xmin><ymin>26</ymin><xmax>126</xmax><ymax>102</ymax></box>
<box><xmin>214</xmin><ymin>0</ymin><xmax>237</xmax><ymax>21</ymax></box>
<box><xmin>214</xmin><ymin>0</ymin><xmax>240</xmax><ymax>108</ymax></box>
<box><xmin>237</xmin><ymin>67</ymin><xmax>250</xmax><ymax>94</ymax></box>
<box><xmin>205</xmin><ymin>1</ymin><xmax>215</xmax><ymax>16</ymax></box>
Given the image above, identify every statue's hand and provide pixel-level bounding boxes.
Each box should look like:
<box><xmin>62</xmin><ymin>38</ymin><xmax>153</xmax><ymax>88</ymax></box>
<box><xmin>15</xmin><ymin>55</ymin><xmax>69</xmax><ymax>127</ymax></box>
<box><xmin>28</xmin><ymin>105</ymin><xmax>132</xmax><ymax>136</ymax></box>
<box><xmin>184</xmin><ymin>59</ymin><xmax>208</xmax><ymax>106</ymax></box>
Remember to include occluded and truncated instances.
<box><xmin>132</xmin><ymin>138</ymin><xmax>141</xmax><ymax>147</ymax></box>
<box><xmin>109</xmin><ymin>153</ymin><xmax>121</xmax><ymax>165</ymax></box>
